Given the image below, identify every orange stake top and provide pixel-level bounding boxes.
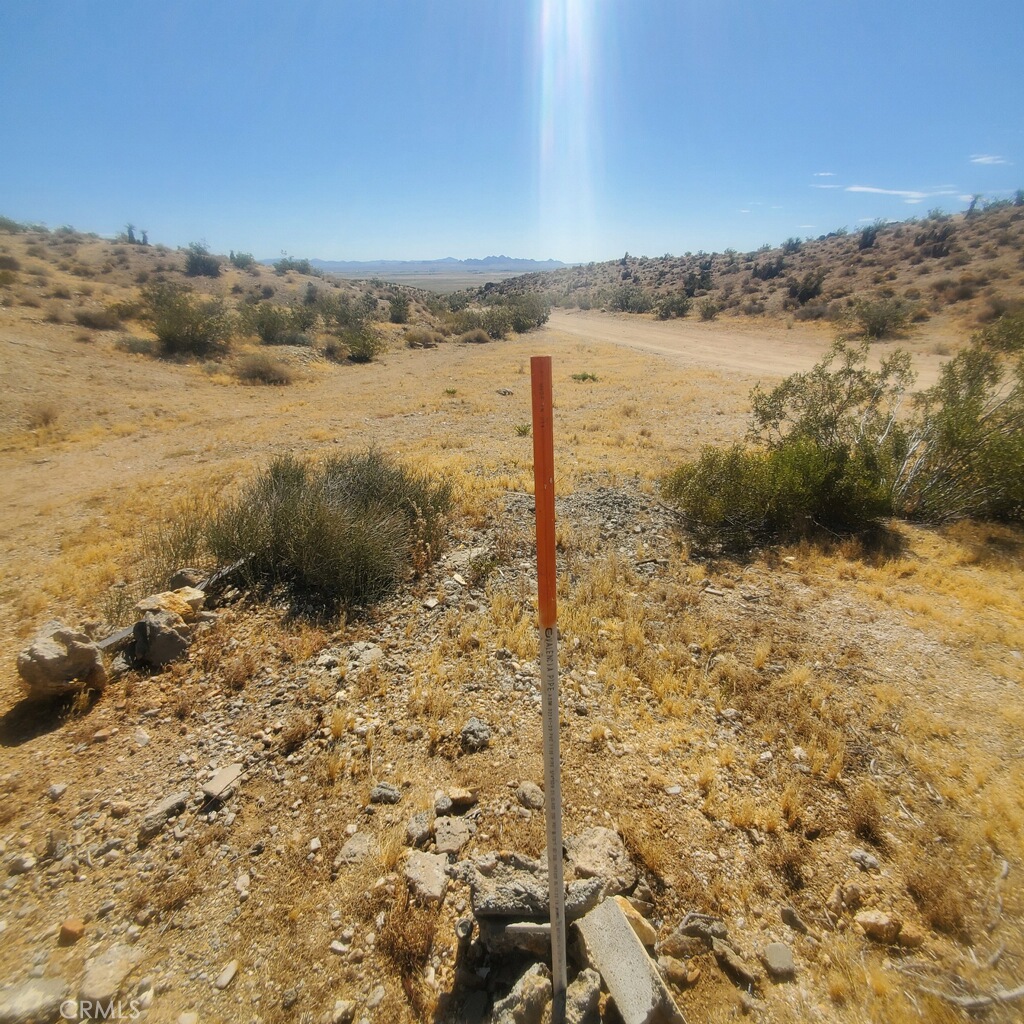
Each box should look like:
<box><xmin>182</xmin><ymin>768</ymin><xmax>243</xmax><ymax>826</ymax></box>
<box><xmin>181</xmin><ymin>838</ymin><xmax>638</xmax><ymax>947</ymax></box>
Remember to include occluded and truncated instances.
<box><xmin>531</xmin><ymin>356</ymin><xmax>557</xmax><ymax>628</ymax></box>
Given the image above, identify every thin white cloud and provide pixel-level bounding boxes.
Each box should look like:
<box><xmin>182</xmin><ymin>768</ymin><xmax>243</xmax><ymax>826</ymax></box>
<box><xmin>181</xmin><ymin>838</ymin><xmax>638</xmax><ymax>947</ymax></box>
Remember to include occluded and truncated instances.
<box><xmin>847</xmin><ymin>185</ymin><xmax>959</xmax><ymax>201</ymax></box>
<box><xmin>813</xmin><ymin>171</ymin><xmax>836</xmax><ymax>177</ymax></box>
<box><xmin>811</xmin><ymin>183</ymin><xmax>842</xmax><ymax>190</ymax></box>
<box><xmin>738</xmin><ymin>209</ymin><xmax>750</xmax><ymax>214</ymax></box>
<box><xmin>971</xmin><ymin>154</ymin><xmax>1010</xmax><ymax>165</ymax></box>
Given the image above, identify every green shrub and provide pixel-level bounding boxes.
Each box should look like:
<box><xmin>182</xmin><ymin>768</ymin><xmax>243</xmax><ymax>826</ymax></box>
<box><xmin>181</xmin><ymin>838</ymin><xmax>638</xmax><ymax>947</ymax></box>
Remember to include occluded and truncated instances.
<box><xmin>205</xmin><ymin>450</ymin><xmax>452</xmax><ymax>608</ymax></box>
<box><xmin>184</xmin><ymin>242</ymin><xmax>221</xmax><ymax>278</ymax></box>
<box><xmin>976</xmin><ymin>310</ymin><xmax>1024</xmax><ymax>353</ymax></box>
<box><xmin>698</xmin><ymin>298</ymin><xmax>720</xmax><ymax>321</ymax></box>
<box><xmin>609</xmin><ymin>285</ymin><xmax>653</xmax><ymax>314</ymax></box>
<box><xmin>273</xmin><ymin>256</ymin><xmax>313</xmax><ymax>276</ymax></box>
<box><xmin>143</xmin><ymin>283</ymin><xmax>232</xmax><ymax>358</ymax></box>
<box><xmin>0</xmin><ymin>215</ymin><xmax>26</xmax><ymax>234</ymax></box>
<box><xmin>230</xmin><ymin>251</ymin><xmax>255</xmax><ymax>269</ymax></box>
<box><xmin>853</xmin><ymin>297</ymin><xmax>912</xmax><ymax>338</ymax></box>
<box><xmin>389</xmin><ymin>293</ymin><xmax>410</xmax><ymax>324</ymax></box>
<box><xmin>787</xmin><ymin>270</ymin><xmax>827</xmax><ymax>306</ymax></box>
<box><xmin>655</xmin><ymin>293</ymin><xmax>692</xmax><ymax>319</ymax></box>
<box><xmin>341</xmin><ymin>322</ymin><xmax>383</xmax><ymax>362</ymax></box>
<box><xmin>234</xmin><ymin>352</ymin><xmax>294</xmax><ymax>385</ymax></box>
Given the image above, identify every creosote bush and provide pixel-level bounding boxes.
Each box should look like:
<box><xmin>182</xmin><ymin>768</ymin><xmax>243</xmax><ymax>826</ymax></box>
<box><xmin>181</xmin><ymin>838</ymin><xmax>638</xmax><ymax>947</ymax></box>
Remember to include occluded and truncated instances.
<box><xmin>664</xmin><ymin>336</ymin><xmax>1024</xmax><ymax>549</ymax></box>
<box><xmin>143</xmin><ymin>283</ymin><xmax>232</xmax><ymax>359</ymax></box>
<box><xmin>205</xmin><ymin>450</ymin><xmax>452</xmax><ymax>608</ymax></box>
<box><xmin>234</xmin><ymin>352</ymin><xmax>293</xmax><ymax>386</ymax></box>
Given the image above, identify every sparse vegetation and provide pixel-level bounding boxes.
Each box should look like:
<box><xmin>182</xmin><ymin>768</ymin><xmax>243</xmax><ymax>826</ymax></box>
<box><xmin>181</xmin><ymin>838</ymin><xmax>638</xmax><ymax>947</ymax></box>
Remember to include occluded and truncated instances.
<box><xmin>184</xmin><ymin>242</ymin><xmax>221</xmax><ymax>278</ymax></box>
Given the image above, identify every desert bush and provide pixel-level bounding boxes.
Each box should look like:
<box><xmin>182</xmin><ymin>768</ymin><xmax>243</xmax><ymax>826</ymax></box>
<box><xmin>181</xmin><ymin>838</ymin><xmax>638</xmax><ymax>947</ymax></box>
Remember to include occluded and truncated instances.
<box><xmin>751</xmin><ymin>255</ymin><xmax>786</xmax><ymax>281</ymax></box>
<box><xmin>459</xmin><ymin>328</ymin><xmax>490</xmax><ymax>344</ymax></box>
<box><xmin>698</xmin><ymin>298</ymin><xmax>720</xmax><ymax>321</ymax></box>
<box><xmin>914</xmin><ymin>221</ymin><xmax>955</xmax><ymax>258</ymax></box>
<box><xmin>273</xmin><ymin>256</ymin><xmax>313</xmax><ymax>276</ymax></box>
<box><xmin>25</xmin><ymin>401</ymin><xmax>60</xmax><ymax>430</ymax></box>
<box><xmin>234</xmin><ymin>352</ymin><xmax>293</xmax><ymax>386</ymax></box>
<box><xmin>74</xmin><ymin>306</ymin><xmax>121</xmax><ymax>330</ymax></box>
<box><xmin>852</xmin><ymin>297</ymin><xmax>912</xmax><ymax>338</ymax></box>
<box><xmin>340</xmin><ymin>322</ymin><xmax>383</xmax><ymax>362</ymax></box>
<box><xmin>205</xmin><ymin>450</ymin><xmax>452</xmax><ymax>608</ymax></box>
<box><xmin>229</xmin><ymin>251</ymin><xmax>255</xmax><ymax>269</ymax></box>
<box><xmin>781</xmin><ymin>237</ymin><xmax>803</xmax><ymax>254</ymax></box>
<box><xmin>0</xmin><ymin>215</ymin><xmax>26</xmax><ymax>233</ymax></box>
<box><xmin>505</xmin><ymin>293</ymin><xmax>550</xmax><ymax>332</ymax></box>
<box><xmin>404</xmin><ymin>327</ymin><xmax>442</xmax><ymax>348</ymax></box>
<box><xmin>787</xmin><ymin>270</ymin><xmax>826</xmax><ymax>306</ymax></box>
<box><xmin>858</xmin><ymin>224</ymin><xmax>879</xmax><ymax>250</ymax></box>
<box><xmin>115</xmin><ymin>336</ymin><xmax>156</xmax><ymax>356</ymax></box>
<box><xmin>655</xmin><ymin>293</ymin><xmax>692</xmax><ymax>319</ymax></box>
<box><xmin>184</xmin><ymin>242</ymin><xmax>221</xmax><ymax>278</ymax></box>
<box><xmin>482</xmin><ymin>305</ymin><xmax>513</xmax><ymax>339</ymax></box>
<box><xmin>143</xmin><ymin>283</ymin><xmax>232</xmax><ymax>358</ymax></box>
<box><xmin>241</xmin><ymin>302</ymin><xmax>290</xmax><ymax>344</ymax></box>
<box><xmin>0</xmin><ymin>254</ymin><xmax>20</xmax><ymax>271</ymax></box>
<box><xmin>976</xmin><ymin>309</ymin><xmax>1024</xmax><ymax>353</ymax></box>
<box><xmin>609</xmin><ymin>285</ymin><xmax>654</xmax><ymax>314</ymax></box>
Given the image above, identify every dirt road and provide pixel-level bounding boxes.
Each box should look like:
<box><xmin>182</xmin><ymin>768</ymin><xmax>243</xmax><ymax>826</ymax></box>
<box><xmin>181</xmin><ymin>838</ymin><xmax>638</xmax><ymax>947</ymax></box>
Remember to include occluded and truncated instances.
<box><xmin>546</xmin><ymin>308</ymin><xmax>950</xmax><ymax>388</ymax></box>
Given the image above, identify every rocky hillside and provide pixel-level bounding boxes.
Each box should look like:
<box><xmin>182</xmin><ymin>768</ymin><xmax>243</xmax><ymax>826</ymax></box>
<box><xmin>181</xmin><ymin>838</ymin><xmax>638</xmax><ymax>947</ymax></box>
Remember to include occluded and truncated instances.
<box><xmin>473</xmin><ymin>199</ymin><xmax>1024</xmax><ymax>330</ymax></box>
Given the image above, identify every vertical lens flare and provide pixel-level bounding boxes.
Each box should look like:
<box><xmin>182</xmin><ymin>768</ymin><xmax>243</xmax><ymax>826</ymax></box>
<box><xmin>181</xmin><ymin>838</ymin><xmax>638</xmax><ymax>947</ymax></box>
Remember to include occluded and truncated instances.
<box><xmin>537</xmin><ymin>0</ymin><xmax>597</xmax><ymax>262</ymax></box>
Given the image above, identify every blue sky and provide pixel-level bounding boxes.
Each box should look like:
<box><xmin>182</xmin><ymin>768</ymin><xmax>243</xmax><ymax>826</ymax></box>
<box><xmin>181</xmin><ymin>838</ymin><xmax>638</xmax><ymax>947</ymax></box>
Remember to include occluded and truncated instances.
<box><xmin>1</xmin><ymin>1</ymin><xmax>1021</xmax><ymax>263</ymax></box>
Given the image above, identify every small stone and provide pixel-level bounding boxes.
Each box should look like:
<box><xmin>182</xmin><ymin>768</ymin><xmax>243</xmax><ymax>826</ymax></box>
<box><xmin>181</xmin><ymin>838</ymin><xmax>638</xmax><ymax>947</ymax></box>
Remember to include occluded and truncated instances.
<box><xmin>332</xmin><ymin>999</ymin><xmax>356</xmax><ymax>1024</ymax></box>
<box><xmin>657</xmin><ymin>955</ymin><xmax>695</xmax><ymax>989</ymax></box>
<box><xmin>177</xmin><ymin>1013</ymin><xmax>199</xmax><ymax>1024</ymax></box>
<box><xmin>406</xmin><ymin>811</ymin><xmax>432</xmax><ymax>847</ymax></box>
<box><xmin>59</xmin><ymin>916</ymin><xmax>86</xmax><ymax>945</ymax></box>
<box><xmin>48</xmin><ymin>783</ymin><xmax>68</xmax><ymax>802</ymax></box>
<box><xmin>109</xmin><ymin>800</ymin><xmax>131</xmax><ymax>819</ymax></box>
<box><xmin>80</xmin><ymin>944</ymin><xmax>141</xmax><ymax>1004</ymax></box>
<box><xmin>335</xmin><ymin>833</ymin><xmax>375</xmax><ymax>867</ymax></box>
<box><xmin>134</xmin><ymin>727</ymin><xmax>150</xmax><ymax>746</ymax></box>
<box><xmin>851</xmin><ymin>848</ymin><xmax>880</xmax><ymax>871</ymax></box>
<box><xmin>780</xmin><ymin>904</ymin><xmax>810</xmax><ymax>934</ymax></box>
<box><xmin>214</xmin><ymin>959</ymin><xmax>239</xmax><ymax>990</ymax></box>
<box><xmin>309</xmin><ymin>836</ymin><xmax>322</xmax><ymax>853</ymax></box>
<box><xmin>712</xmin><ymin>938</ymin><xmax>760</xmax><ymax>989</ymax></box>
<box><xmin>897</xmin><ymin>923</ymin><xmax>926</xmax><ymax>948</ymax></box>
<box><xmin>369</xmin><ymin>782</ymin><xmax>401</xmax><ymax>805</ymax></box>
<box><xmin>7</xmin><ymin>853</ymin><xmax>37</xmax><ymax>875</ymax></box>
<box><xmin>762</xmin><ymin>942</ymin><xmax>796</xmax><ymax>981</ymax></box>
<box><xmin>202</xmin><ymin>763</ymin><xmax>244</xmax><ymax>802</ymax></box>
<box><xmin>515</xmin><ymin>781</ymin><xmax>545</xmax><ymax>810</ymax></box>
<box><xmin>448</xmin><ymin>787</ymin><xmax>478</xmax><ymax>810</ymax></box>
<box><xmin>138</xmin><ymin>790</ymin><xmax>190</xmax><ymax>844</ymax></box>
<box><xmin>460</xmin><ymin>718</ymin><xmax>491</xmax><ymax>752</ymax></box>
<box><xmin>855</xmin><ymin>910</ymin><xmax>902</xmax><ymax>944</ymax></box>
<box><xmin>433</xmin><ymin>791</ymin><xmax>453</xmax><ymax>816</ymax></box>
<box><xmin>282</xmin><ymin>988</ymin><xmax>298</xmax><ymax>1009</ymax></box>
<box><xmin>366</xmin><ymin>985</ymin><xmax>386</xmax><ymax>1009</ymax></box>
<box><xmin>235</xmin><ymin>872</ymin><xmax>250</xmax><ymax>895</ymax></box>
<box><xmin>0</xmin><ymin>977</ymin><xmax>69</xmax><ymax>1024</ymax></box>
<box><xmin>664</xmin><ymin>785</ymin><xmax>682</xmax><ymax>796</ymax></box>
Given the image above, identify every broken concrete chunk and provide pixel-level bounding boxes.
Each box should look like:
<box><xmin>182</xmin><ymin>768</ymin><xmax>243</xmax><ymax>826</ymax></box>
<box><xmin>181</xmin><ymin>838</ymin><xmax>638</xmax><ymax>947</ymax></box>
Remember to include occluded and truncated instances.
<box><xmin>477</xmin><ymin>920</ymin><xmax>552</xmax><ymax>958</ymax></box>
<box><xmin>574</xmin><ymin>898</ymin><xmax>687</xmax><ymax>1024</ymax></box>
<box><xmin>491</xmin><ymin>962</ymin><xmax>552</xmax><ymax>1024</ymax></box>
<box><xmin>565</xmin><ymin>826</ymin><xmax>637</xmax><ymax>897</ymax></box>
<box><xmin>404</xmin><ymin>850</ymin><xmax>448</xmax><ymax>904</ymax></box>
<box><xmin>434</xmin><ymin>815</ymin><xmax>473</xmax><ymax>855</ymax></box>
<box><xmin>565</xmin><ymin>967</ymin><xmax>602</xmax><ymax>1024</ymax></box>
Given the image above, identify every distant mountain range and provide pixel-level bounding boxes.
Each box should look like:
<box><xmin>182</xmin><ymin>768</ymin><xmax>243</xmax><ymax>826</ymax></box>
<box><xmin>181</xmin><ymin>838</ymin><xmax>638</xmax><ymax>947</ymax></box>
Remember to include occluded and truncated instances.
<box><xmin>261</xmin><ymin>255</ymin><xmax>569</xmax><ymax>277</ymax></box>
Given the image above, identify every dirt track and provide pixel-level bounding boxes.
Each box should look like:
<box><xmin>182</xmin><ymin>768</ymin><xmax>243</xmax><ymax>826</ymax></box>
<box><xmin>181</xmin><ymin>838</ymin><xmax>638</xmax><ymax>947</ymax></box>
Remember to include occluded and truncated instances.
<box><xmin>546</xmin><ymin>308</ymin><xmax>950</xmax><ymax>388</ymax></box>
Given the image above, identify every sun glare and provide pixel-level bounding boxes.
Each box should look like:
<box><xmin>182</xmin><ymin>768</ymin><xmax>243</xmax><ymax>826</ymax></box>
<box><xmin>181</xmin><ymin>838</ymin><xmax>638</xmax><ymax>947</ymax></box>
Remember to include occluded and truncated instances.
<box><xmin>536</xmin><ymin>0</ymin><xmax>599</xmax><ymax>261</ymax></box>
